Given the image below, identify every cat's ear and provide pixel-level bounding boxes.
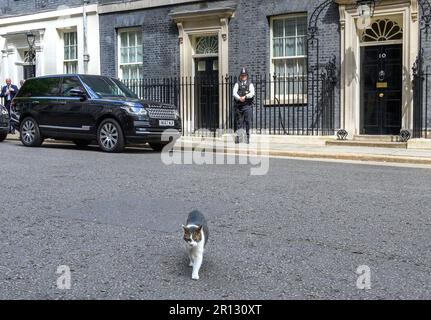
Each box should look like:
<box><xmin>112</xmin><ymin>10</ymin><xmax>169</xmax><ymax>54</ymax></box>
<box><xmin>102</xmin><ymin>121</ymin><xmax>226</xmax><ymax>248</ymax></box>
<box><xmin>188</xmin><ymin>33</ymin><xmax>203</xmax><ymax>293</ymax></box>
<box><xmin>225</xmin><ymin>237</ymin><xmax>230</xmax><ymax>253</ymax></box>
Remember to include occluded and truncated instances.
<box><xmin>196</xmin><ymin>225</ymin><xmax>202</xmax><ymax>232</ymax></box>
<box><xmin>182</xmin><ymin>224</ymin><xmax>187</xmax><ymax>231</ymax></box>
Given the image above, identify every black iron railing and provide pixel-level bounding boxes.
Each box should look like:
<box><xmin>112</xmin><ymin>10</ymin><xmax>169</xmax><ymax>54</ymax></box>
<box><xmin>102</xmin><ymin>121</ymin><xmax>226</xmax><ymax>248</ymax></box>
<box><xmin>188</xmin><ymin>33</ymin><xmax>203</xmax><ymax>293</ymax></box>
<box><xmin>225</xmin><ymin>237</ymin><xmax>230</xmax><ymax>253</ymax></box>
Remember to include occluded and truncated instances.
<box><xmin>122</xmin><ymin>68</ymin><xmax>337</xmax><ymax>136</ymax></box>
<box><xmin>413</xmin><ymin>63</ymin><xmax>430</xmax><ymax>139</ymax></box>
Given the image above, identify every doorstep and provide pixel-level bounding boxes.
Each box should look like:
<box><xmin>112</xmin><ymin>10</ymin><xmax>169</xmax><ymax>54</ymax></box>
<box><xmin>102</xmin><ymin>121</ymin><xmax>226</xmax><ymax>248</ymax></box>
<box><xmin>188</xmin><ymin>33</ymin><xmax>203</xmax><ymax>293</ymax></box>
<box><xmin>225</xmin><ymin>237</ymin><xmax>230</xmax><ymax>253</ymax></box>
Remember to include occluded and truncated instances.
<box><xmin>176</xmin><ymin>137</ymin><xmax>431</xmax><ymax>166</ymax></box>
<box><xmin>184</xmin><ymin>134</ymin><xmax>333</xmax><ymax>146</ymax></box>
<box><xmin>326</xmin><ymin>140</ymin><xmax>407</xmax><ymax>149</ymax></box>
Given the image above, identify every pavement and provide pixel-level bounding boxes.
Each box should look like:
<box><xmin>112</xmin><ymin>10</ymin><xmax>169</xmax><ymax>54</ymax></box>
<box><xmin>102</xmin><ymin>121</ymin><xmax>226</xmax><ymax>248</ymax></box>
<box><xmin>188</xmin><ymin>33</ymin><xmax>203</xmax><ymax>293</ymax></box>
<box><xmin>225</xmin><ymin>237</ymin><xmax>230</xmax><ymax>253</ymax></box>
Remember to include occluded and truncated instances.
<box><xmin>0</xmin><ymin>138</ymin><xmax>430</xmax><ymax>299</ymax></box>
<box><xmin>176</xmin><ymin>135</ymin><xmax>431</xmax><ymax>167</ymax></box>
<box><xmin>7</xmin><ymin>133</ymin><xmax>431</xmax><ymax>166</ymax></box>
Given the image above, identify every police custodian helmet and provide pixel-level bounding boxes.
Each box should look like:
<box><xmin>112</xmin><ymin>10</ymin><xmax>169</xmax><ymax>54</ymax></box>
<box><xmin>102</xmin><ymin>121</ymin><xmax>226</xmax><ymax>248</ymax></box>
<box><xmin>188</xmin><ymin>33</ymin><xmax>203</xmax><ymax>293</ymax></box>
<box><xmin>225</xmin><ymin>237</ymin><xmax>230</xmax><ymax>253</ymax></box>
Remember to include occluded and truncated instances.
<box><xmin>240</xmin><ymin>67</ymin><xmax>249</xmax><ymax>77</ymax></box>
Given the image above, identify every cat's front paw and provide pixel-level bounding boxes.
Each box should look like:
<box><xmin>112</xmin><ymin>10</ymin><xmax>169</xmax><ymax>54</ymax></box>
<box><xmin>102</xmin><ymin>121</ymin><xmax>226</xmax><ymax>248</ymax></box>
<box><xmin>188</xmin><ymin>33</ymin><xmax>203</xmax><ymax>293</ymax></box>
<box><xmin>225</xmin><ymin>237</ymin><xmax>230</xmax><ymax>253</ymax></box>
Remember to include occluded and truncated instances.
<box><xmin>189</xmin><ymin>262</ymin><xmax>194</xmax><ymax>267</ymax></box>
<box><xmin>192</xmin><ymin>274</ymin><xmax>200</xmax><ymax>280</ymax></box>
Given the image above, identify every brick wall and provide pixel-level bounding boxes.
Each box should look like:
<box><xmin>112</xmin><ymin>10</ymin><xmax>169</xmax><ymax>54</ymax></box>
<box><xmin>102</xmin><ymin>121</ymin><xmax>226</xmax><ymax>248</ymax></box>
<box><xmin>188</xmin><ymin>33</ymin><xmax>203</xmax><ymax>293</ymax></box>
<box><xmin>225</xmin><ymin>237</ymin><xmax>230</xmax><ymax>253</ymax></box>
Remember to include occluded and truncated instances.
<box><xmin>0</xmin><ymin>0</ymin><xmax>86</xmax><ymax>16</ymax></box>
<box><xmin>98</xmin><ymin>0</ymin><xmax>341</xmax><ymax>129</ymax></box>
<box><xmin>99</xmin><ymin>0</ymin><xmax>340</xmax><ymax>78</ymax></box>
<box><xmin>99</xmin><ymin>6</ymin><xmax>180</xmax><ymax>79</ymax></box>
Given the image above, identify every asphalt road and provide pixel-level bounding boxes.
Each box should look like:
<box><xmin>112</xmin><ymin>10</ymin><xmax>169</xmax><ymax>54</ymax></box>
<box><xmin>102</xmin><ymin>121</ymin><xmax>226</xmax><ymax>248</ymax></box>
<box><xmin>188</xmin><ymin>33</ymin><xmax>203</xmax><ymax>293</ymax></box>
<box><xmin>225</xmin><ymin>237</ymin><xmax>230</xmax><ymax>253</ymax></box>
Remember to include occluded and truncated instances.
<box><xmin>0</xmin><ymin>139</ymin><xmax>430</xmax><ymax>300</ymax></box>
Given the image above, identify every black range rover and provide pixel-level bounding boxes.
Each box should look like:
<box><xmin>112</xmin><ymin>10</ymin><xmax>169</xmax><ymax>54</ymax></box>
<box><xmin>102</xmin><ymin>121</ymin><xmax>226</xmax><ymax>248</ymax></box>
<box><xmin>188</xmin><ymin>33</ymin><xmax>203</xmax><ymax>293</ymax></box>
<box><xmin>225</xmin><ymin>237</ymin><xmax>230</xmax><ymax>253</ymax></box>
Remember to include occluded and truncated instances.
<box><xmin>11</xmin><ymin>74</ymin><xmax>182</xmax><ymax>152</ymax></box>
<box><xmin>0</xmin><ymin>104</ymin><xmax>9</xmax><ymax>142</ymax></box>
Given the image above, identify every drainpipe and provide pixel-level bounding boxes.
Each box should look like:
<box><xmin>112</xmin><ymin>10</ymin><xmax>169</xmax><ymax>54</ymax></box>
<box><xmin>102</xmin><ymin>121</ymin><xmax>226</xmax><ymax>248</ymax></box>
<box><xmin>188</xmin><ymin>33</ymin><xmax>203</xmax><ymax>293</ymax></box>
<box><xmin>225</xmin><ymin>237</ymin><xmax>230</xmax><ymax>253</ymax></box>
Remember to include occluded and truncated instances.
<box><xmin>83</xmin><ymin>0</ymin><xmax>90</xmax><ymax>74</ymax></box>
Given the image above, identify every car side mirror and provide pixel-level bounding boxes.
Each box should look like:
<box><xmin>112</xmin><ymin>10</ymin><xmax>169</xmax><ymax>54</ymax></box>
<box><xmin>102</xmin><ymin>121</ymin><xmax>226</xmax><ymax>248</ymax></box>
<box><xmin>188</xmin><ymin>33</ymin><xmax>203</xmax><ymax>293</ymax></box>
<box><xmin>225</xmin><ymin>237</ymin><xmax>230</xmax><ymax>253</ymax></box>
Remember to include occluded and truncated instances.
<box><xmin>70</xmin><ymin>88</ymin><xmax>87</xmax><ymax>100</ymax></box>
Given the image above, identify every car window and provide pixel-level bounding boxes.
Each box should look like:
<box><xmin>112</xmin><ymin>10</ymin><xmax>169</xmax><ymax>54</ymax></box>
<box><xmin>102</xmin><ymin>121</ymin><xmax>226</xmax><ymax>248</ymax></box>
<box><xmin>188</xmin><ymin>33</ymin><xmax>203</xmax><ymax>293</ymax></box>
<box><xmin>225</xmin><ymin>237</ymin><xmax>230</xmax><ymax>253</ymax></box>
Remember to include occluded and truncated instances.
<box><xmin>16</xmin><ymin>78</ymin><xmax>61</xmax><ymax>97</ymax></box>
<box><xmin>80</xmin><ymin>76</ymin><xmax>138</xmax><ymax>99</ymax></box>
<box><xmin>61</xmin><ymin>77</ymin><xmax>84</xmax><ymax>97</ymax></box>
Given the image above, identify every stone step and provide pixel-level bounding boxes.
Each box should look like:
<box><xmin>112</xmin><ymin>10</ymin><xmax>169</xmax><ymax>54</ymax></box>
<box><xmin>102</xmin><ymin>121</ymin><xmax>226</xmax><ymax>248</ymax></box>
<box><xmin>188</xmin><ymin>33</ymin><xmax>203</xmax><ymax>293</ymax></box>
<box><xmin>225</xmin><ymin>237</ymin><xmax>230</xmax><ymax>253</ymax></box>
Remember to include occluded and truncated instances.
<box><xmin>326</xmin><ymin>140</ymin><xmax>407</xmax><ymax>149</ymax></box>
<box><xmin>353</xmin><ymin>135</ymin><xmax>401</xmax><ymax>142</ymax></box>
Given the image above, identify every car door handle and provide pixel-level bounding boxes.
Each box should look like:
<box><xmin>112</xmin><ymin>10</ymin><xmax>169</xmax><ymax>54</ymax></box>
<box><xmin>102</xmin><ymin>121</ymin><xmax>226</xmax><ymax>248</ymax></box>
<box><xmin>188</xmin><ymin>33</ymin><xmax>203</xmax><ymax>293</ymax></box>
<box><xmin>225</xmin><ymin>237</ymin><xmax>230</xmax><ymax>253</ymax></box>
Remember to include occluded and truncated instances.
<box><xmin>32</xmin><ymin>101</ymin><xmax>40</xmax><ymax>104</ymax></box>
<box><xmin>59</xmin><ymin>101</ymin><xmax>67</xmax><ymax>104</ymax></box>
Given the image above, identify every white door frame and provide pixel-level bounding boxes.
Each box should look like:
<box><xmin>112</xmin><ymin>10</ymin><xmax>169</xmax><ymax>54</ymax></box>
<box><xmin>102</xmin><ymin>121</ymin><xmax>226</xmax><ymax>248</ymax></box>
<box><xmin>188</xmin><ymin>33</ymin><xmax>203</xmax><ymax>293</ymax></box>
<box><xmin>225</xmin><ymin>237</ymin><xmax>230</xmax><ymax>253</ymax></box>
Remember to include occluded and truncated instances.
<box><xmin>339</xmin><ymin>0</ymin><xmax>419</xmax><ymax>136</ymax></box>
<box><xmin>171</xmin><ymin>10</ymin><xmax>233</xmax><ymax>135</ymax></box>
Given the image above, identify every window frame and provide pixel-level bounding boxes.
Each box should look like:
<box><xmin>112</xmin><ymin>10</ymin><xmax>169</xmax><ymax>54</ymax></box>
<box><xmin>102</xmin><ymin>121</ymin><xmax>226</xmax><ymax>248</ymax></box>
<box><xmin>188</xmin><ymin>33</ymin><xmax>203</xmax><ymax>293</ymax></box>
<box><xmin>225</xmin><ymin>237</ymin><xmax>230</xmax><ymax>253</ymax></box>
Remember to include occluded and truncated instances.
<box><xmin>269</xmin><ymin>13</ymin><xmax>308</xmax><ymax>105</ymax></box>
<box><xmin>60</xmin><ymin>76</ymin><xmax>87</xmax><ymax>97</ymax></box>
<box><xmin>62</xmin><ymin>30</ymin><xmax>78</xmax><ymax>74</ymax></box>
<box><xmin>117</xmin><ymin>27</ymin><xmax>144</xmax><ymax>80</ymax></box>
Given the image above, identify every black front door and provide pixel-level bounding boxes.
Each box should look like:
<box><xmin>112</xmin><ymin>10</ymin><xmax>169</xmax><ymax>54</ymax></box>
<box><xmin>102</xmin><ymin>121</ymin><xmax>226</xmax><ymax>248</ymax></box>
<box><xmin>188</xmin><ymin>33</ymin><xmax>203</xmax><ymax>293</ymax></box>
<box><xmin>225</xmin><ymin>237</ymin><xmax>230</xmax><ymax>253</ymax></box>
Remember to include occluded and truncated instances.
<box><xmin>361</xmin><ymin>44</ymin><xmax>402</xmax><ymax>135</ymax></box>
<box><xmin>195</xmin><ymin>57</ymin><xmax>219</xmax><ymax>131</ymax></box>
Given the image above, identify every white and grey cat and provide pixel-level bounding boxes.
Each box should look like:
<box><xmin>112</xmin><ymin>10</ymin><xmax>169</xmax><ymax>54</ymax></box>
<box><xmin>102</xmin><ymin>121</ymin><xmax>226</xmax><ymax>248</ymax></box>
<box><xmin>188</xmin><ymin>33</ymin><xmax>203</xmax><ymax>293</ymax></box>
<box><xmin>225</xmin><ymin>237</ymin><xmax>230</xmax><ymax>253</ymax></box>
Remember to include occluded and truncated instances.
<box><xmin>182</xmin><ymin>210</ymin><xmax>209</xmax><ymax>280</ymax></box>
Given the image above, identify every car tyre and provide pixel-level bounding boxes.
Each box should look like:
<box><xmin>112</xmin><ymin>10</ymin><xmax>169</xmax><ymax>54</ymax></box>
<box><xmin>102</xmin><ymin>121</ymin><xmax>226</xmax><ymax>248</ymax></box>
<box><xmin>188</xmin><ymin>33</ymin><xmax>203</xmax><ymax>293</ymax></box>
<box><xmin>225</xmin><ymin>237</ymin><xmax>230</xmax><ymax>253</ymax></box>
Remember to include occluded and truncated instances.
<box><xmin>149</xmin><ymin>142</ymin><xmax>169</xmax><ymax>152</ymax></box>
<box><xmin>73</xmin><ymin>139</ymin><xmax>92</xmax><ymax>148</ymax></box>
<box><xmin>97</xmin><ymin>118</ymin><xmax>125</xmax><ymax>153</ymax></box>
<box><xmin>20</xmin><ymin>117</ymin><xmax>43</xmax><ymax>147</ymax></box>
<box><xmin>0</xmin><ymin>132</ymin><xmax>7</xmax><ymax>142</ymax></box>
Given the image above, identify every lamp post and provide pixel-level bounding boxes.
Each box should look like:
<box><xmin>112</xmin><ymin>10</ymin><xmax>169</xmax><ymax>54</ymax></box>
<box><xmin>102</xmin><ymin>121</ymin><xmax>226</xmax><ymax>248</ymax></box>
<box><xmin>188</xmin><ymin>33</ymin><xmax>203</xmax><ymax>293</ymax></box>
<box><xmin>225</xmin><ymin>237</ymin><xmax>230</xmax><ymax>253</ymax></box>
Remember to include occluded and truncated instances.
<box><xmin>26</xmin><ymin>31</ymin><xmax>36</xmax><ymax>79</ymax></box>
<box><xmin>355</xmin><ymin>0</ymin><xmax>377</xmax><ymax>29</ymax></box>
<box><xmin>356</xmin><ymin>0</ymin><xmax>376</xmax><ymax>19</ymax></box>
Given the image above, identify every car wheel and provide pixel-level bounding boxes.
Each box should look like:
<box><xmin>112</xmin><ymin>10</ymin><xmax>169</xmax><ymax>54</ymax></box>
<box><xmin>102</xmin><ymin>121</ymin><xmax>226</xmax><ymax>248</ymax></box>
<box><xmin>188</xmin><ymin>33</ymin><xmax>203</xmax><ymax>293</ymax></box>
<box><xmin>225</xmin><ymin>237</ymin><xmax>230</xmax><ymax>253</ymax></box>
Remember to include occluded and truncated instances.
<box><xmin>149</xmin><ymin>142</ymin><xmax>169</xmax><ymax>152</ymax></box>
<box><xmin>20</xmin><ymin>117</ymin><xmax>43</xmax><ymax>147</ymax></box>
<box><xmin>0</xmin><ymin>132</ymin><xmax>7</xmax><ymax>142</ymax></box>
<box><xmin>97</xmin><ymin>119</ymin><xmax>125</xmax><ymax>153</ymax></box>
<box><xmin>73</xmin><ymin>139</ymin><xmax>92</xmax><ymax>147</ymax></box>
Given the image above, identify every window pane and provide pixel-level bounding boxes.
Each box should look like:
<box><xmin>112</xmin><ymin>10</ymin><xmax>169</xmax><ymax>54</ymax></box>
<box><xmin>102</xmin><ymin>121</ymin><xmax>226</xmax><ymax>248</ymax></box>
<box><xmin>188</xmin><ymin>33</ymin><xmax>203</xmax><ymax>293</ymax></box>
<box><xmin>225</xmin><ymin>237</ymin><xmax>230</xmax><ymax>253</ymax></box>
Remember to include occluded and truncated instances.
<box><xmin>22</xmin><ymin>78</ymin><xmax>61</xmax><ymax>97</ymax></box>
<box><xmin>297</xmin><ymin>58</ymin><xmax>306</xmax><ymax>75</ymax></box>
<box><xmin>137</xmin><ymin>46</ymin><xmax>143</xmax><ymax>62</ymax></box>
<box><xmin>121</xmin><ymin>32</ymin><xmax>127</xmax><ymax>47</ymax></box>
<box><xmin>131</xmin><ymin>66</ymin><xmax>138</xmax><ymax>80</ymax></box>
<box><xmin>128</xmin><ymin>48</ymin><xmax>135</xmax><ymax>63</ymax></box>
<box><xmin>273</xmin><ymin>38</ymin><xmax>283</xmax><ymax>57</ymax></box>
<box><xmin>274</xmin><ymin>60</ymin><xmax>285</xmax><ymax>95</ymax></box>
<box><xmin>133</xmin><ymin>47</ymin><xmax>139</xmax><ymax>63</ymax></box>
<box><xmin>285</xmin><ymin>18</ymin><xmax>296</xmax><ymax>37</ymax></box>
<box><xmin>297</xmin><ymin>17</ymin><xmax>307</xmax><ymax>36</ymax></box>
<box><xmin>64</xmin><ymin>61</ymin><xmax>78</xmax><ymax>74</ymax></box>
<box><xmin>62</xmin><ymin>76</ymin><xmax>82</xmax><ymax>95</ymax></box>
<box><xmin>286</xmin><ymin>60</ymin><xmax>295</xmax><ymax>75</ymax></box>
<box><xmin>128</xmin><ymin>31</ymin><xmax>136</xmax><ymax>47</ymax></box>
<box><xmin>70</xmin><ymin>46</ymin><xmax>76</xmax><ymax>60</ymax></box>
<box><xmin>120</xmin><ymin>48</ymin><xmax>127</xmax><ymax>64</ymax></box>
<box><xmin>285</xmin><ymin>38</ymin><xmax>295</xmax><ymax>56</ymax></box>
<box><xmin>274</xmin><ymin>60</ymin><xmax>285</xmax><ymax>75</ymax></box>
<box><xmin>273</xmin><ymin>19</ymin><xmax>284</xmax><ymax>37</ymax></box>
<box><xmin>297</xmin><ymin>36</ymin><xmax>306</xmax><ymax>56</ymax></box>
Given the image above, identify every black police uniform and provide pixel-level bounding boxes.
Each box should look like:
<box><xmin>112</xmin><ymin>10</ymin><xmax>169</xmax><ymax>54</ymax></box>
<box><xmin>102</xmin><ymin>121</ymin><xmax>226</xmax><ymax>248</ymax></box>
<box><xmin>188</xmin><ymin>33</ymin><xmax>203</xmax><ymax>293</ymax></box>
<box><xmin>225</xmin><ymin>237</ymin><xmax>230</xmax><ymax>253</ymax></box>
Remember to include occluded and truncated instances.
<box><xmin>234</xmin><ymin>72</ymin><xmax>254</xmax><ymax>143</ymax></box>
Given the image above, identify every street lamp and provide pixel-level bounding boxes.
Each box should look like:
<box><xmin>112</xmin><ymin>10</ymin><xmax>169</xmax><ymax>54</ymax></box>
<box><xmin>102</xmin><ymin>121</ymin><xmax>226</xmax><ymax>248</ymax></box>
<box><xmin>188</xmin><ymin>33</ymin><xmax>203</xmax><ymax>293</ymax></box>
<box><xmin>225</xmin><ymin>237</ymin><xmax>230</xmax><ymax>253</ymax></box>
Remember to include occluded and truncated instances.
<box><xmin>26</xmin><ymin>31</ymin><xmax>36</xmax><ymax>78</ymax></box>
<box><xmin>356</xmin><ymin>0</ymin><xmax>376</xmax><ymax>19</ymax></box>
<box><xmin>355</xmin><ymin>0</ymin><xmax>377</xmax><ymax>30</ymax></box>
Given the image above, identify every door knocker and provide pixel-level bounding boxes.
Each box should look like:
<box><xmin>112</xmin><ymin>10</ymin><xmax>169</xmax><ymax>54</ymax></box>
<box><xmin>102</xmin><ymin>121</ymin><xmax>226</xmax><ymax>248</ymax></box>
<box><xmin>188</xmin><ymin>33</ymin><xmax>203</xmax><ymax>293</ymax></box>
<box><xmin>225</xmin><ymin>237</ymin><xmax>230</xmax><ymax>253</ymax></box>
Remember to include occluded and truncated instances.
<box><xmin>378</xmin><ymin>70</ymin><xmax>385</xmax><ymax>82</ymax></box>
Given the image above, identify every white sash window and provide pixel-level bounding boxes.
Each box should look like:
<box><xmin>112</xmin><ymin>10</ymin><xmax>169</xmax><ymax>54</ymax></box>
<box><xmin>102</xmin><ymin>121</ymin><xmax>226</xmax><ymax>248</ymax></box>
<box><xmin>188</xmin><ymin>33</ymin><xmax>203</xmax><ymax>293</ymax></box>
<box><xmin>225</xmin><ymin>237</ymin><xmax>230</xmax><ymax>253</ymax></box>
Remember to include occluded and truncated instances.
<box><xmin>118</xmin><ymin>29</ymin><xmax>143</xmax><ymax>80</ymax></box>
<box><xmin>63</xmin><ymin>31</ymin><xmax>78</xmax><ymax>74</ymax></box>
<box><xmin>271</xmin><ymin>15</ymin><xmax>307</xmax><ymax>98</ymax></box>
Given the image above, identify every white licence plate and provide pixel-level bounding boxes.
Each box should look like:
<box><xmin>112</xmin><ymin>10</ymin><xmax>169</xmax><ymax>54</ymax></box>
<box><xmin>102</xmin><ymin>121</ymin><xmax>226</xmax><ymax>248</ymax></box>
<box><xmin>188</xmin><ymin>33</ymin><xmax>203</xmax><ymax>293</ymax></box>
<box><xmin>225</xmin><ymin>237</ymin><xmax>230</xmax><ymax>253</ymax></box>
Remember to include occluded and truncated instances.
<box><xmin>159</xmin><ymin>120</ymin><xmax>175</xmax><ymax>127</ymax></box>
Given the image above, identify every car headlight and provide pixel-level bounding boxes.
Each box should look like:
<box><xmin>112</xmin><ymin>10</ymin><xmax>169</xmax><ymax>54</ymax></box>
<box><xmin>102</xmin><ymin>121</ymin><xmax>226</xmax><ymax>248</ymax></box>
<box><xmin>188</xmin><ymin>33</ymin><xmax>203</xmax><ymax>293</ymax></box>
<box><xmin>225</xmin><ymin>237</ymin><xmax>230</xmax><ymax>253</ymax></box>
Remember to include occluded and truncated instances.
<box><xmin>121</xmin><ymin>105</ymin><xmax>148</xmax><ymax>116</ymax></box>
<box><xmin>174</xmin><ymin>110</ymin><xmax>180</xmax><ymax>119</ymax></box>
<box><xmin>1</xmin><ymin>107</ymin><xmax>7</xmax><ymax>115</ymax></box>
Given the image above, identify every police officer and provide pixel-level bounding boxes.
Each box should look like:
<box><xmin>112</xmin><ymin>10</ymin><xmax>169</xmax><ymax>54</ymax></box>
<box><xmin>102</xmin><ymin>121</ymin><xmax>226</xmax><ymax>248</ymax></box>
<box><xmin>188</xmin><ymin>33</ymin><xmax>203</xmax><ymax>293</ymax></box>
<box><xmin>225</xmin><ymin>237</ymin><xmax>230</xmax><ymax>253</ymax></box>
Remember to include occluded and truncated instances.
<box><xmin>233</xmin><ymin>68</ymin><xmax>255</xmax><ymax>144</ymax></box>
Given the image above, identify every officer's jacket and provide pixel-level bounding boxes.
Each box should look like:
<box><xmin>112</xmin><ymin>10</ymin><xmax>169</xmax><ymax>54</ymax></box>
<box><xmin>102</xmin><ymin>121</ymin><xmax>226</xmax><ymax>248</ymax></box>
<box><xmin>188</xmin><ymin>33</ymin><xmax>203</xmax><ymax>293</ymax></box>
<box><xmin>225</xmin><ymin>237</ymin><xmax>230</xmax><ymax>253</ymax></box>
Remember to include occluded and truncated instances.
<box><xmin>233</xmin><ymin>80</ymin><xmax>255</xmax><ymax>105</ymax></box>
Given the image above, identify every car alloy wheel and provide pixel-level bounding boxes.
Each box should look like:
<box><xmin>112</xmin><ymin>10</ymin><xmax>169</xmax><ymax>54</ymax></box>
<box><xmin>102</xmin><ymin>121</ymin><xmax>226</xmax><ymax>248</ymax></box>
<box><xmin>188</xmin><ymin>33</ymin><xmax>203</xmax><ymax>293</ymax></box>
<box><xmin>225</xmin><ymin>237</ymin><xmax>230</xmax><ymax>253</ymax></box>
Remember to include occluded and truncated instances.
<box><xmin>20</xmin><ymin>117</ymin><xmax>43</xmax><ymax>147</ymax></box>
<box><xmin>97</xmin><ymin>119</ymin><xmax>125</xmax><ymax>153</ymax></box>
<box><xmin>100</xmin><ymin>122</ymin><xmax>119</xmax><ymax>150</ymax></box>
<box><xmin>22</xmin><ymin>119</ymin><xmax>36</xmax><ymax>144</ymax></box>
